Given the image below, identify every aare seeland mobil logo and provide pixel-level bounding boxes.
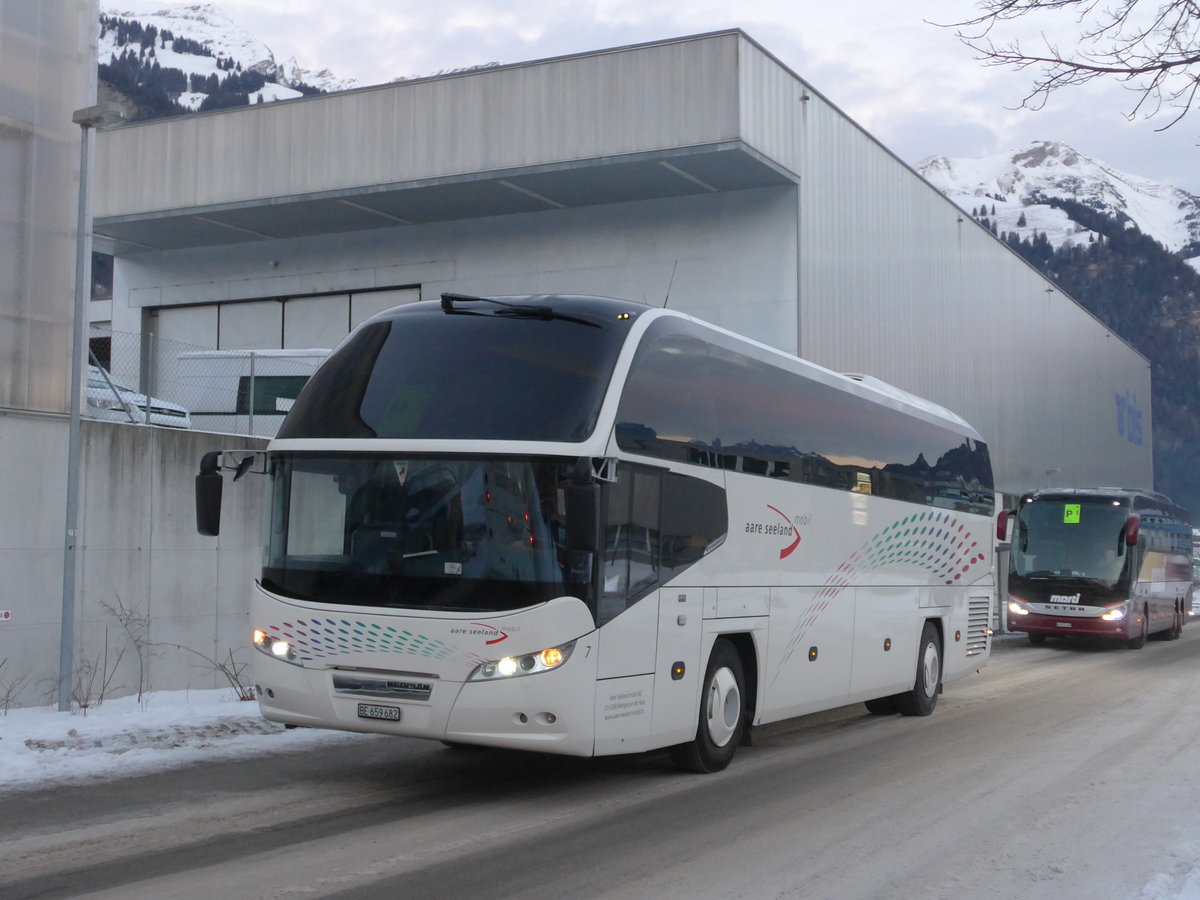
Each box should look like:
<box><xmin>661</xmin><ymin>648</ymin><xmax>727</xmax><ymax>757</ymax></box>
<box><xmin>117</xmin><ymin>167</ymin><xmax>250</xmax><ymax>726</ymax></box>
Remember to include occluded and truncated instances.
<box><xmin>449</xmin><ymin>623</ymin><xmax>511</xmax><ymax>644</ymax></box>
<box><xmin>744</xmin><ymin>505</ymin><xmax>810</xmax><ymax>559</ymax></box>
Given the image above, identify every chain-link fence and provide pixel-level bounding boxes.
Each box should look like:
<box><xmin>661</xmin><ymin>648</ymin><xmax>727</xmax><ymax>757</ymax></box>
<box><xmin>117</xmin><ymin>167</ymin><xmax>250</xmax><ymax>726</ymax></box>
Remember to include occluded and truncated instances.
<box><xmin>86</xmin><ymin>328</ymin><xmax>329</xmax><ymax>437</ymax></box>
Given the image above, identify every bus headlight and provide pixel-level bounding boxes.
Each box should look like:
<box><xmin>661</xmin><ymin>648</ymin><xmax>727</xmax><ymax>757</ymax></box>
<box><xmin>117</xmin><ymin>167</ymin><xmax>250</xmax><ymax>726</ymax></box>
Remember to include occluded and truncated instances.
<box><xmin>468</xmin><ymin>641</ymin><xmax>575</xmax><ymax>681</ymax></box>
<box><xmin>253</xmin><ymin>628</ymin><xmax>301</xmax><ymax>665</ymax></box>
<box><xmin>1101</xmin><ymin>603</ymin><xmax>1128</xmax><ymax>621</ymax></box>
<box><xmin>1008</xmin><ymin>598</ymin><xmax>1030</xmax><ymax>616</ymax></box>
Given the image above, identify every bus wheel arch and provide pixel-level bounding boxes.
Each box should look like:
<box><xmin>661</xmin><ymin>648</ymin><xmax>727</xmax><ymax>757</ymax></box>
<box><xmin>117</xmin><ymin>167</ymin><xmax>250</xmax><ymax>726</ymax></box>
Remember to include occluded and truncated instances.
<box><xmin>669</xmin><ymin>636</ymin><xmax>750</xmax><ymax>773</ymax></box>
<box><xmin>896</xmin><ymin>619</ymin><xmax>942</xmax><ymax>717</ymax></box>
<box><xmin>1127</xmin><ymin>606</ymin><xmax>1149</xmax><ymax>649</ymax></box>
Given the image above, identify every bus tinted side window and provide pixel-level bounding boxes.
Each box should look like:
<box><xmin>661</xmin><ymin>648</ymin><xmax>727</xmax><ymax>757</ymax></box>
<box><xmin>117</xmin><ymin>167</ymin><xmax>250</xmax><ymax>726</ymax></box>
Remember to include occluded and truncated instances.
<box><xmin>616</xmin><ymin>319</ymin><xmax>993</xmax><ymax>514</ymax></box>
<box><xmin>598</xmin><ymin>464</ymin><xmax>728</xmax><ymax>625</ymax></box>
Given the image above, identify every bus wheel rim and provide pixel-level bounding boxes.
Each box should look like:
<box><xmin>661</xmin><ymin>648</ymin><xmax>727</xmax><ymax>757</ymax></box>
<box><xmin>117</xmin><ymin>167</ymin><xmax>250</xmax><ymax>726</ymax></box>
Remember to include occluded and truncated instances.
<box><xmin>705</xmin><ymin>667</ymin><xmax>740</xmax><ymax>748</ymax></box>
<box><xmin>921</xmin><ymin>642</ymin><xmax>940</xmax><ymax>699</ymax></box>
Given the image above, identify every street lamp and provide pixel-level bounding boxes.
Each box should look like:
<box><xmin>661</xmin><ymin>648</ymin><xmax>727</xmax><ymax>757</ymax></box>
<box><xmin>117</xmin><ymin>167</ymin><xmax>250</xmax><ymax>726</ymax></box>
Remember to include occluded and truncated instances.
<box><xmin>58</xmin><ymin>101</ymin><xmax>127</xmax><ymax>712</ymax></box>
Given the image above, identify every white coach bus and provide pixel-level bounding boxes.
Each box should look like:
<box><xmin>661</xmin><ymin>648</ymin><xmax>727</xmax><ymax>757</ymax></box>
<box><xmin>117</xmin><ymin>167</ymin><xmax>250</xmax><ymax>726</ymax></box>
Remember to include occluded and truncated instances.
<box><xmin>196</xmin><ymin>294</ymin><xmax>996</xmax><ymax>772</ymax></box>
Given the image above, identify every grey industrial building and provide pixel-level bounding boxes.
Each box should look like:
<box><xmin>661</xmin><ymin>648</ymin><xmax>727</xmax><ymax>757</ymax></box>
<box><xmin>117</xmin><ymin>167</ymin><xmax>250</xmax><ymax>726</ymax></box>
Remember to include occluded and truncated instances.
<box><xmin>2</xmin><ymin>18</ymin><xmax>1152</xmax><ymax>707</ymax></box>
<box><xmin>91</xmin><ymin>29</ymin><xmax>1153</xmax><ymax>494</ymax></box>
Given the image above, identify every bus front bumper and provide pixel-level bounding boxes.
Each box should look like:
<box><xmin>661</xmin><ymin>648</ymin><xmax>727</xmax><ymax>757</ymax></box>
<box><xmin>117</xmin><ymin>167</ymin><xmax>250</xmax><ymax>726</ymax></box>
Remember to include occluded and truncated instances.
<box><xmin>252</xmin><ymin>649</ymin><xmax>598</xmax><ymax>756</ymax></box>
<box><xmin>1008</xmin><ymin>609</ymin><xmax>1134</xmax><ymax>640</ymax></box>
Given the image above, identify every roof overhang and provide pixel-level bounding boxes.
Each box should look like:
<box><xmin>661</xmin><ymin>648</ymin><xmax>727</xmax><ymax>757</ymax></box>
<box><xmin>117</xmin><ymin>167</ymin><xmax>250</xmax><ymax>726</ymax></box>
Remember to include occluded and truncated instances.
<box><xmin>95</xmin><ymin>142</ymin><xmax>794</xmax><ymax>252</ymax></box>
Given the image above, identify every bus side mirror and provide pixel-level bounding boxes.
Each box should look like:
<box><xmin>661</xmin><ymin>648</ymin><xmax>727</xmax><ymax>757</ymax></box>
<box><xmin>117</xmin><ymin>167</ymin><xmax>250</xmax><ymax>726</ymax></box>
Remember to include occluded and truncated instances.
<box><xmin>564</xmin><ymin>481</ymin><xmax>600</xmax><ymax>586</ymax></box>
<box><xmin>565</xmin><ymin>482</ymin><xmax>600</xmax><ymax>551</ymax></box>
<box><xmin>196</xmin><ymin>451</ymin><xmax>223</xmax><ymax>537</ymax></box>
<box><xmin>996</xmin><ymin>509</ymin><xmax>1014</xmax><ymax>542</ymax></box>
<box><xmin>1124</xmin><ymin>515</ymin><xmax>1140</xmax><ymax>547</ymax></box>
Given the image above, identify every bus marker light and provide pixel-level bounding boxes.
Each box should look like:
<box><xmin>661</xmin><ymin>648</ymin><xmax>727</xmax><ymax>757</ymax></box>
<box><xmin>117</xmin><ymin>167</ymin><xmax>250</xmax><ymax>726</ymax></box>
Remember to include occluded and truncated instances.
<box><xmin>671</xmin><ymin>661</ymin><xmax>685</xmax><ymax>680</ymax></box>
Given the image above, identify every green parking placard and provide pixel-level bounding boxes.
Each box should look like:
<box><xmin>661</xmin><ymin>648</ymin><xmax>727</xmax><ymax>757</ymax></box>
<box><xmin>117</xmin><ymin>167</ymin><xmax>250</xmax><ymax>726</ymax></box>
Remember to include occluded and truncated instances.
<box><xmin>1063</xmin><ymin>503</ymin><xmax>1081</xmax><ymax>524</ymax></box>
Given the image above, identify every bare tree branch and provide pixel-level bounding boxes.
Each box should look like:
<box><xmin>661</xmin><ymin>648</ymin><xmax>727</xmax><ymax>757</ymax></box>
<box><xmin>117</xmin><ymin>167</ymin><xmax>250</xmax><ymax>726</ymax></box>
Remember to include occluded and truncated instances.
<box><xmin>936</xmin><ymin>0</ymin><xmax>1200</xmax><ymax>129</ymax></box>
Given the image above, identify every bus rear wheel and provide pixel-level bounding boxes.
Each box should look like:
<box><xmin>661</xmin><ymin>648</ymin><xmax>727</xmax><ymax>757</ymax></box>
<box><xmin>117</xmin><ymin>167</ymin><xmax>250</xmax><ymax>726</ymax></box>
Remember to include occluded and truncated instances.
<box><xmin>896</xmin><ymin>622</ymin><xmax>941</xmax><ymax>717</ymax></box>
<box><xmin>669</xmin><ymin>639</ymin><xmax>745</xmax><ymax>774</ymax></box>
<box><xmin>1169</xmin><ymin>603</ymin><xmax>1184</xmax><ymax>640</ymax></box>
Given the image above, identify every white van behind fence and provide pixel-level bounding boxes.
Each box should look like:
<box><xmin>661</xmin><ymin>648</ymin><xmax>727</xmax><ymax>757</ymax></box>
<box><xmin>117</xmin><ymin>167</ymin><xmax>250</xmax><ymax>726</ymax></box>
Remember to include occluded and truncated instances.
<box><xmin>175</xmin><ymin>349</ymin><xmax>329</xmax><ymax>437</ymax></box>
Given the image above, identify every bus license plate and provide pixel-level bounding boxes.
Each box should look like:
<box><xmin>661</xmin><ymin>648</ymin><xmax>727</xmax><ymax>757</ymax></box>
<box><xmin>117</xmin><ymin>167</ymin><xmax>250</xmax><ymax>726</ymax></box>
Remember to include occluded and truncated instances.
<box><xmin>358</xmin><ymin>703</ymin><xmax>401</xmax><ymax>722</ymax></box>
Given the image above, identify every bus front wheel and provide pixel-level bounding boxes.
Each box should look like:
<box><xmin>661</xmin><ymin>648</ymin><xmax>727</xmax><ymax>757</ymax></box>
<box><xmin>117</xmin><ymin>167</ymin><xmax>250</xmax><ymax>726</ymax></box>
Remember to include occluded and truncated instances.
<box><xmin>896</xmin><ymin>622</ymin><xmax>941</xmax><ymax>717</ymax></box>
<box><xmin>1127</xmin><ymin>609</ymin><xmax>1148</xmax><ymax>649</ymax></box>
<box><xmin>669</xmin><ymin>638</ymin><xmax>745</xmax><ymax>774</ymax></box>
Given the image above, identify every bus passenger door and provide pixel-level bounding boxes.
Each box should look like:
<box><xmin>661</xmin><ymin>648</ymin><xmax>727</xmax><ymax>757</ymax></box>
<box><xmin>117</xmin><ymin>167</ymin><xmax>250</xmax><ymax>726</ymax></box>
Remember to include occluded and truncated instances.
<box><xmin>593</xmin><ymin>466</ymin><xmax>662</xmax><ymax>754</ymax></box>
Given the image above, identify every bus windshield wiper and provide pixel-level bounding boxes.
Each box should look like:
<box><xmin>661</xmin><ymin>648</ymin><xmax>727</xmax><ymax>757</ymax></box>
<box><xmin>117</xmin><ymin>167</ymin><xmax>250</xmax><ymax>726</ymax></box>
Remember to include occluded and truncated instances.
<box><xmin>440</xmin><ymin>292</ymin><xmax>601</xmax><ymax>328</ymax></box>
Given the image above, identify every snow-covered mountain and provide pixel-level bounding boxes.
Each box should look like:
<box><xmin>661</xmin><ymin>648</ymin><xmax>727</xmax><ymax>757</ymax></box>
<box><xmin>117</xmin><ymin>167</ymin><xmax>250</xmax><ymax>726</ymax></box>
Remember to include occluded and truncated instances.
<box><xmin>99</xmin><ymin>2</ymin><xmax>357</xmax><ymax>111</ymax></box>
<box><xmin>917</xmin><ymin>141</ymin><xmax>1200</xmax><ymax>263</ymax></box>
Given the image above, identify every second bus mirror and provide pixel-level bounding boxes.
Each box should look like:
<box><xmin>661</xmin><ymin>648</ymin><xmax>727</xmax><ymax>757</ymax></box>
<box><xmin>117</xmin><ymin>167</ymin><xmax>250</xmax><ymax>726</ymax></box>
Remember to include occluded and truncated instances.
<box><xmin>996</xmin><ymin>509</ymin><xmax>1014</xmax><ymax>542</ymax></box>
<box><xmin>1124</xmin><ymin>515</ymin><xmax>1140</xmax><ymax>547</ymax></box>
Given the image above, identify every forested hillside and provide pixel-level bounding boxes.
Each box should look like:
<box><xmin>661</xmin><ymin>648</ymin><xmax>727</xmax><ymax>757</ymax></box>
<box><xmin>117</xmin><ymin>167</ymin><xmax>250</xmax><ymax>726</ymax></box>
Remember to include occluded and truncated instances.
<box><xmin>995</xmin><ymin>208</ymin><xmax>1200</xmax><ymax>511</ymax></box>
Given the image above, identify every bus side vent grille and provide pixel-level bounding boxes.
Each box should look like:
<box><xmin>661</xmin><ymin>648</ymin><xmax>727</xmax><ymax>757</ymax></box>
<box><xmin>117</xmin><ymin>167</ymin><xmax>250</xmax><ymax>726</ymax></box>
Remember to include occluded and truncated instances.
<box><xmin>966</xmin><ymin>597</ymin><xmax>991</xmax><ymax>656</ymax></box>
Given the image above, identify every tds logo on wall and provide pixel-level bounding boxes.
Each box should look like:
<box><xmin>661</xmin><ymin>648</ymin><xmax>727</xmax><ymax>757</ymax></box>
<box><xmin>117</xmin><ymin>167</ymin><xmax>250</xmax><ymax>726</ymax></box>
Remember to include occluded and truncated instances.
<box><xmin>1115</xmin><ymin>391</ymin><xmax>1144</xmax><ymax>446</ymax></box>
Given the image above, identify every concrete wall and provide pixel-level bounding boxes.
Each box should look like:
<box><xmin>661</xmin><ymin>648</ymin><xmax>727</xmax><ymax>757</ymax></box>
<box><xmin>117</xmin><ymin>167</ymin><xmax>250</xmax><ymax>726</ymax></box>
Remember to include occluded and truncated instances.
<box><xmin>0</xmin><ymin>419</ymin><xmax>265</xmax><ymax>709</ymax></box>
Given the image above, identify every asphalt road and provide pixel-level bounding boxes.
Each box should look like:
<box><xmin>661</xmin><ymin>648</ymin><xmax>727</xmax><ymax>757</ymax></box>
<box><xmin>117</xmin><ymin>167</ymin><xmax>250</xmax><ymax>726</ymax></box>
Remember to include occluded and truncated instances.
<box><xmin>4</xmin><ymin>627</ymin><xmax>1200</xmax><ymax>900</ymax></box>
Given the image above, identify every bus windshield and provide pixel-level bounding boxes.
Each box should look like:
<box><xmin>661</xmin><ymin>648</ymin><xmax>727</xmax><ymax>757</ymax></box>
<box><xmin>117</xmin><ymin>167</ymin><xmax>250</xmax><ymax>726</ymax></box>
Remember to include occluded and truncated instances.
<box><xmin>1010</xmin><ymin>496</ymin><xmax>1130</xmax><ymax>587</ymax></box>
<box><xmin>277</xmin><ymin>299</ymin><xmax>637</xmax><ymax>442</ymax></box>
<box><xmin>262</xmin><ymin>455</ymin><xmax>591</xmax><ymax>612</ymax></box>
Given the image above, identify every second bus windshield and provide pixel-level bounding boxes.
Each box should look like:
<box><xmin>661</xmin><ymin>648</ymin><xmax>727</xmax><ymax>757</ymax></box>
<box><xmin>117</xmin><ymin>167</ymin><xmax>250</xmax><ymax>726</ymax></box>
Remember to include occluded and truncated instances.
<box><xmin>1011</xmin><ymin>497</ymin><xmax>1130</xmax><ymax>585</ymax></box>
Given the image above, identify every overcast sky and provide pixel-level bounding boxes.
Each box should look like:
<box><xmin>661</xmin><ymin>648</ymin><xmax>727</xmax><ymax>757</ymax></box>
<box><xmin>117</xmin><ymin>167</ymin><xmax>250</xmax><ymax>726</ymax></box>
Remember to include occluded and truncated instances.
<box><xmin>207</xmin><ymin>0</ymin><xmax>1198</xmax><ymax>194</ymax></box>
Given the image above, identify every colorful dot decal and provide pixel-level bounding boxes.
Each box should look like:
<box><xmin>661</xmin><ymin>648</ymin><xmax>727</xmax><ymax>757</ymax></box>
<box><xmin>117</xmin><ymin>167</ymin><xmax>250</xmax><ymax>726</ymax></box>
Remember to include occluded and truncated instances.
<box><xmin>774</xmin><ymin>511</ymin><xmax>987</xmax><ymax>678</ymax></box>
<box><xmin>264</xmin><ymin>617</ymin><xmax>487</xmax><ymax>666</ymax></box>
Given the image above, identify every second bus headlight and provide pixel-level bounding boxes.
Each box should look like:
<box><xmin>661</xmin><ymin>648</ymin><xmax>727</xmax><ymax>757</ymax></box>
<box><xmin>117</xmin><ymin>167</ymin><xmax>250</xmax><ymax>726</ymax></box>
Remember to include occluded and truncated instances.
<box><xmin>1101</xmin><ymin>603</ymin><xmax>1128</xmax><ymax>621</ymax></box>
<box><xmin>468</xmin><ymin>641</ymin><xmax>576</xmax><ymax>681</ymax></box>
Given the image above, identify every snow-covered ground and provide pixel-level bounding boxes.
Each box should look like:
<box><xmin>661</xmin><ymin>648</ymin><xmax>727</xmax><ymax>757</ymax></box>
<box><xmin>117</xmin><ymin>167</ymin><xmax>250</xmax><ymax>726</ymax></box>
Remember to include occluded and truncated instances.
<box><xmin>2</xmin><ymin>680</ymin><xmax>1200</xmax><ymax>898</ymax></box>
<box><xmin>0</xmin><ymin>687</ymin><xmax>361</xmax><ymax>793</ymax></box>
